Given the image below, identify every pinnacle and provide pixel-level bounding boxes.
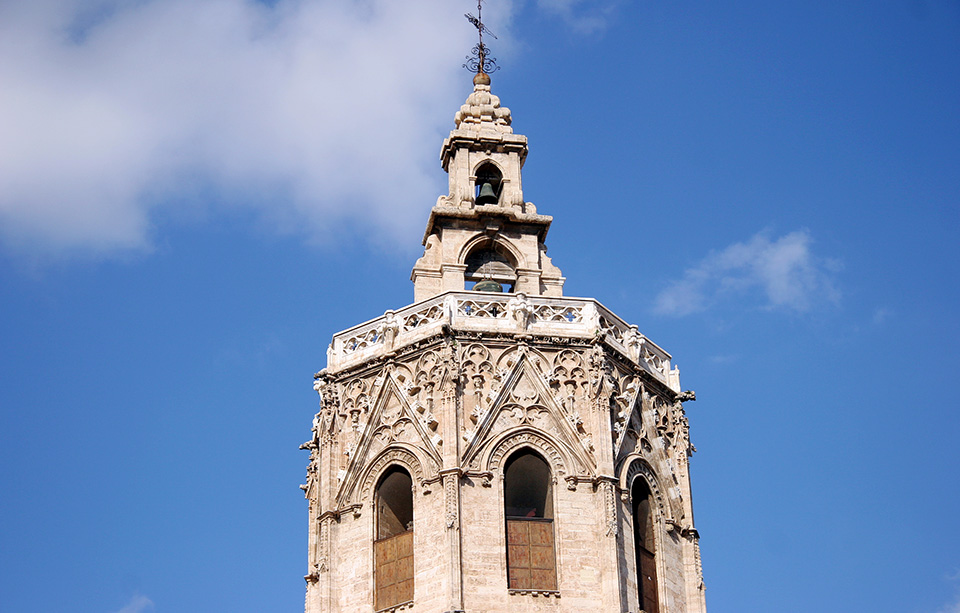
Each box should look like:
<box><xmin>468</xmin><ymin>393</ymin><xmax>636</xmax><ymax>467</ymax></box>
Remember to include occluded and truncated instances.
<box><xmin>453</xmin><ymin>78</ymin><xmax>513</xmax><ymax>133</ymax></box>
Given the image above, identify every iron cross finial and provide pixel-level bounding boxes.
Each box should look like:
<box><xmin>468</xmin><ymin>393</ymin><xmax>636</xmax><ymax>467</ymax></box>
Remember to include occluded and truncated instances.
<box><xmin>464</xmin><ymin>0</ymin><xmax>500</xmax><ymax>76</ymax></box>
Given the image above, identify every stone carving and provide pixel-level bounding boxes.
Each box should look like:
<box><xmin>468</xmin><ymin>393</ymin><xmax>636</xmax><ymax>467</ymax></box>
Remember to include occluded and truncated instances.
<box><xmin>443</xmin><ymin>471</ymin><xmax>459</xmax><ymax>530</ymax></box>
<box><xmin>359</xmin><ymin>447</ymin><xmax>426</xmax><ymax>505</ymax></box>
<box><xmin>640</xmin><ymin>344</ymin><xmax>668</xmax><ymax>376</ymax></box>
<box><xmin>581</xmin><ymin>302</ymin><xmax>600</xmax><ymax>336</ymax></box>
<box><xmin>487</xmin><ymin>430</ymin><xmax>567</xmax><ymax>478</ymax></box>
<box><xmin>304</xmin><ymin>74</ymin><xmax>704</xmax><ymax>612</ymax></box>
<box><xmin>622</xmin><ymin>325</ymin><xmax>645</xmax><ymax>362</ymax></box>
<box><xmin>654</xmin><ymin>395</ymin><xmax>677</xmax><ymax>449</ymax></box>
<box><xmin>312</xmin><ymin>370</ymin><xmax>340</xmax><ymax>438</ymax></box>
<box><xmin>550</xmin><ymin>349</ymin><xmax>586</xmax><ymax>411</ymax></box>
<box><xmin>402</xmin><ymin>351</ymin><xmax>444</xmax><ymax>445</ymax></box>
<box><xmin>413</xmin><ymin>233</ymin><xmax>441</xmax><ymax>269</ymax></box>
<box><xmin>598</xmin><ymin>315</ymin><xmax>625</xmax><ymax>344</ymax></box>
<box><xmin>620</xmin><ymin>457</ymin><xmax>680</xmax><ymax>524</ymax></box>
<box><xmin>316</xmin><ymin>515</ymin><xmax>332</xmax><ymax>574</ymax></box>
<box><xmin>328</xmin><ymin>292</ymin><xmax>676</xmax><ymax>389</ymax></box>
<box><xmin>382</xmin><ymin>310</ymin><xmax>400</xmax><ymax>351</ymax></box>
<box><xmin>458</xmin><ymin>297</ymin><xmax>507</xmax><ymax>319</ymax></box>
<box><xmin>342</xmin><ymin>378</ymin><xmax>370</xmax><ymax>432</ymax></box>
<box><xmin>454</xmin><ymin>82</ymin><xmax>513</xmax><ymax>132</ymax></box>
<box><xmin>461</xmin><ymin>344</ymin><xmax>495</xmax><ymax>425</ymax></box>
<box><xmin>611</xmin><ymin>374</ymin><xmax>640</xmax><ymax>436</ymax></box>
<box><xmin>601</xmin><ymin>479</ymin><xmax>618</xmax><ymax>537</ymax></box>
<box><xmin>506</xmin><ymin>292</ymin><xmax>533</xmax><ymax>330</ymax></box>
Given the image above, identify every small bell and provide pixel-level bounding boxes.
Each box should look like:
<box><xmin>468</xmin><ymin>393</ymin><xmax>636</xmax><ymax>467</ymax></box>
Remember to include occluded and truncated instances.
<box><xmin>473</xmin><ymin>279</ymin><xmax>503</xmax><ymax>293</ymax></box>
<box><xmin>476</xmin><ymin>181</ymin><xmax>499</xmax><ymax>206</ymax></box>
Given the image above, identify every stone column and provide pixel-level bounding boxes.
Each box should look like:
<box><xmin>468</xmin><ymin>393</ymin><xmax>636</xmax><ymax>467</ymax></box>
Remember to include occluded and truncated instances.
<box><xmin>440</xmin><ymin>340</ymin><xmax>465</xmax><ymax>612</ymax></box>
<box><xmin>591</xmin><ymin>344</ymin><xmax>627</xmax><ymax>612</ymax></box>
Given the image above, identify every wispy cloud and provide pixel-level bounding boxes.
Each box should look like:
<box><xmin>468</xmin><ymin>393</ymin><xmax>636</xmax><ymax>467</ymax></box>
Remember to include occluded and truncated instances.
<box><xmin>709</xmin><ymin>354</ymin><xmax>739</xmax><ymax>364</ymax></box>
<box><xmin>0</xmin><ymin>0</ymin><xmax>479</xmax><ymax>258</ymax></box>
<box><xmin>937</xmin><ymin>569</ymin><xmax>960</xmax><ymax>613</ymax></box>
<box><xmin>536</xmin><ymin>0</ymin><xmax>619</xmax><ymax>34</ymax></box>
<box><xmin>113</xmin><ymin>594</ymin><xmax>154</xmax><ymax>613</ymax></box>
<box><xmin>938</xmin><ymin>596</ymin><xmax>960</xmax><ymax>613</ymax></box>
<box><xmin>653</xmin><ymin>229</ymin><xmax>840</xmax><ymax>317</ymax></box>
<box><xmin>872</xmin><ymin>307</ymin><xmax>891</xmax><ymax>325</ymax></box>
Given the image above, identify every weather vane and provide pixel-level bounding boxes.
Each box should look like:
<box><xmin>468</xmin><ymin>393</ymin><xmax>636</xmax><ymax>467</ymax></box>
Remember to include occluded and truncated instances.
<box><xmin>463</xmin><ymin>0</ymin><xmax>500</xmax><ymax>76</ymax></box>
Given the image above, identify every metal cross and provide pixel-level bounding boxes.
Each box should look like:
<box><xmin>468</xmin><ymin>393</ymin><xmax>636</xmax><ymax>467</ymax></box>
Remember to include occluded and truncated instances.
<box><xmin>464</xmin><ymin>0</ymin><xmax>500</xmax><ymax>75</ymax></box>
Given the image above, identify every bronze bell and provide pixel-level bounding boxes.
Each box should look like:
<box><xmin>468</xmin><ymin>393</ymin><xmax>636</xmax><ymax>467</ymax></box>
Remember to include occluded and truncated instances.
<box><xmin>473</xmin><ymin>278</ymin><xmax>503</xmax><ymax>292</ymax></box>
<box><xmin>476</xmin><ymin>181</ymin><xmax>499</xmax><ymax>206</ymax></box>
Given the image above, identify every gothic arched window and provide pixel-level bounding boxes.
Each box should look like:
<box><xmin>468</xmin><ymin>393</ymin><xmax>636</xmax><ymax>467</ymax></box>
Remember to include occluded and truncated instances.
<box><xmin>375</xmin><ymin>467</ymin><xmax>414</xmax><ymax>610</ymax></box>
<box><xmin>632</xmin><ymin>477</ymin><xmax>659</xmax><ymax>612</ymax></box>
<box><xmin>503</xmin><ymin>450</ymin><xmax>557</xmax><ymax>591</ymax></box>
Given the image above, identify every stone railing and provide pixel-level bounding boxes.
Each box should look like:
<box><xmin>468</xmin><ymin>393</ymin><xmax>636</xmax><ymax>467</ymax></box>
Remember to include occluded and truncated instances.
<box><xmin>327</xmin><ymin>292</ymin><xmax>676</xmax><ymax>389</ymax></box>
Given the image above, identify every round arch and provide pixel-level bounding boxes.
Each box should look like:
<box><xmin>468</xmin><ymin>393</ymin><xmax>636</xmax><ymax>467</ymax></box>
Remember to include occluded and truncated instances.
<box><xmin>483</xmin><ymin>427</ymin><xmax>573</xmax><ymax>479</ymax></box>
<box><xmin>618</xmin><ymin>454</ymin><xmax>678</xmax><ymax>522</ymax></box>
<box><xmin>459</xmin><ymin>233</ymin><xmax>525</xmax><ymax>271</ymax></box>
<box><xmin>472</xmin><ymin>158</ymin><xmax>505</xmax><ymax>177</ymax></box>
<box><xmin>357</xmin><ymin>445</ymin><xmax>427</xmax><ymax>505</ymax></box>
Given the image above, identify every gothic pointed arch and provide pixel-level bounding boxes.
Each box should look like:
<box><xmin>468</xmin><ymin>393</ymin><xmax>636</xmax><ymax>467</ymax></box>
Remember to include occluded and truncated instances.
<box><xmin>335</xmin><ymin>368</ymin><xmax>441</xmax><ymax>509</ymax></box>
<box><xmin>462</xmin><ymin>351</ymin><xmax>596</xmax><ymax>483</ymax></box>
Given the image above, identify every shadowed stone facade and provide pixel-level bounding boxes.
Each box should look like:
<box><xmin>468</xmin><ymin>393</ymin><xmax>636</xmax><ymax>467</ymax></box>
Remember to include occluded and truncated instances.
<box><xmin>302</xmin><ymin>74</ymin><xmax>706</xmax><ymax>613</ymax></box>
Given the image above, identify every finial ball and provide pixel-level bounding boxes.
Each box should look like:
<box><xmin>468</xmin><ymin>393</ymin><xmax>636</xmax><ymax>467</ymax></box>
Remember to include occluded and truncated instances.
<box><xmin>473</xmin><ymin>71</ymin><xmax>491</xmax><ymax>86</ymax></box>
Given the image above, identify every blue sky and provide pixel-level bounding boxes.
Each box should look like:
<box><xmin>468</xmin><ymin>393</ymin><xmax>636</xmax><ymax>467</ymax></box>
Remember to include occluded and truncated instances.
<box><xmin>1</xmin><ymin>1</ymin><xmax>958</xmax><ymax>612</ymax></box>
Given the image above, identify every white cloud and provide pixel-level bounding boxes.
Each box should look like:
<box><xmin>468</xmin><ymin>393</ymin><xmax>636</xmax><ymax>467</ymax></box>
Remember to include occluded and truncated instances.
<box><xmin>113</xmin><ymin>594</ymin><xmax>154</xmax><ymax>613</ymax></box>
<box><xmin>536</xmin><ymin>0</ymin><xmax>618</xmax><ymax>34</ymax></box>
<box><xmin>0</xmin><ymin>0</ymin><xmax>488</xmax><ymax>258</ymax></box>
<box><xmin>872</xmin><ymin>307</ymin><xmax>891</xmax><ymax>325</ymax></box>
<box><xmin>938</xmin><ymin>593</ymin><xmax>960</xmax><ymax>613</ymax></box>
<box><xmin>653</xmin><ymin>229</ymin><xmax>840</xmax><ymax>316</ymax></box>
<box><xmin>709</xmin><ymin>354</ymin><xmax>739</xmax><ymax>364</ymax></box>
<box><xmin>937</xmin><ymin>569</ymin><xmax>960</xmax><ymax>613</ymax></box>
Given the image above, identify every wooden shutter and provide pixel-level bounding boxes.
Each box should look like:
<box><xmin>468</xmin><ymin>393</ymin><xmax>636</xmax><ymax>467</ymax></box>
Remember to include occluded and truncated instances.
<box><xmin>638</xmin><ymin>547</ymin><xmax>658</xmax><ymax>612</ymax></box>
<box><xmin>506</xmin><ymin>518</ymin><xmax>557</xmax><ymax>591</ymax></box>
<box><xmin>374</xmin><ymin>530</ymin><xmax>414</xmax><ymax>610</ymax></box>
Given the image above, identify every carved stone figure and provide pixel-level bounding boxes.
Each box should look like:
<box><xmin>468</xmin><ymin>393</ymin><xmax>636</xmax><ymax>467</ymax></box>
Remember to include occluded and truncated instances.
<box><xmin>506</xmin><ymin>292</ymin><xmax>533</xmax><ymax>330</ymax></box>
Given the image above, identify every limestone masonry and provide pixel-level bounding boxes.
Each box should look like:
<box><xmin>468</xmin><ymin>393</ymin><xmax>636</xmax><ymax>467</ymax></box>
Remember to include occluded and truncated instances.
<box><xmin>301</xmin><ymin>73</ymin><xmax>707</xmax><ymax>613</ymax></box>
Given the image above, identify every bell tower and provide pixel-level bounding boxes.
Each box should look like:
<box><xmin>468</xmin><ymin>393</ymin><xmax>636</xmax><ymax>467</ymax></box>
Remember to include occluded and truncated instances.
<box><xmin>302</xmin><ymin>35</ymin><xmax>706</xmax><ymax>613</ymax></box>
<box><xmin>410</xmin><ymin>71</ymin><xmax>565</xmax><ymax>302</ymax></box>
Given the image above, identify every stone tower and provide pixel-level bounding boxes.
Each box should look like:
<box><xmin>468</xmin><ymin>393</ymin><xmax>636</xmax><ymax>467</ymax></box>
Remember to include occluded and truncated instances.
<box><xmin>301</xmin><ymin>72</ymin><xmax>706</xmax><ymax>613</ymax></box>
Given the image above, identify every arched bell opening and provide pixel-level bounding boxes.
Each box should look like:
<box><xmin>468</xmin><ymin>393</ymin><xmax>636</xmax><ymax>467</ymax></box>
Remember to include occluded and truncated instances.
<box><xmin>503</xmin><ymin>450</ymin><xmax>557</xmax><ymax>591</ymax></box>
<box><xmin>464</xmin><ymin>241</ymin><xmax>517</xmax><ymax>293</ymax></box>
<box><xmin>374</xmin><ymin>466</ymin><xmax>414</xmax><ymax>610</ymax></box>
<box><xmin>631</xmin><ymin>477</ymin><xmax>659</xmax><ymax>613</ymax></box>
<box><xmin>474</xmin><ymin>162</ymin><xmax>503</xmax><ymax>206</ymax></box>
